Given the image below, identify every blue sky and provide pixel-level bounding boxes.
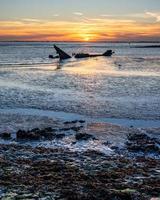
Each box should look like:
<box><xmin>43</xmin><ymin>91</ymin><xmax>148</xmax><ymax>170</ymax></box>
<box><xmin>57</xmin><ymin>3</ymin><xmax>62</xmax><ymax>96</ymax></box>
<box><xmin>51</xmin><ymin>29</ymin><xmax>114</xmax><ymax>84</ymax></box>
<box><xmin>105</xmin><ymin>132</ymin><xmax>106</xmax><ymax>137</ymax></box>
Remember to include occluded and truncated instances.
<box><xmin>0</xmin><ymin>0</ymin><xmax>160</xmax><ymax>20</ymax></box>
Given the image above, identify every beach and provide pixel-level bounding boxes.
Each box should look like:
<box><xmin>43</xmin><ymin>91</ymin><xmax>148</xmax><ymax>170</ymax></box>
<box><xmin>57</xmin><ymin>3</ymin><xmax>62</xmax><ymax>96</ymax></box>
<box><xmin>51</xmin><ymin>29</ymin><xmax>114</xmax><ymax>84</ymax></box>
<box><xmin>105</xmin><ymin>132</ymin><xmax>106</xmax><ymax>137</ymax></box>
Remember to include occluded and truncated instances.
<box><xmin>0</xmin><ymin>42</ymin><xmax>160</xmax><ymax>199</ymax></box>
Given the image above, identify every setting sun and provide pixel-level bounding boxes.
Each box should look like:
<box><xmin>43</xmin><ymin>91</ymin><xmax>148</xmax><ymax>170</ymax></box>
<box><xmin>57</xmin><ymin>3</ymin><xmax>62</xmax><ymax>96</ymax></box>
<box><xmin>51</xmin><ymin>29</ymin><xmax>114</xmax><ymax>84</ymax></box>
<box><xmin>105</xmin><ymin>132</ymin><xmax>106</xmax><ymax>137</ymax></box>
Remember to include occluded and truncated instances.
<box><xmin>80</xmin><ymin>33</ymin><xmax>93</xmax><ymax>42</ymax></box>
<box><xmin>84</xmin><ymin>37</ymin><xmax>90</xmax><ymax>41</ymax></box>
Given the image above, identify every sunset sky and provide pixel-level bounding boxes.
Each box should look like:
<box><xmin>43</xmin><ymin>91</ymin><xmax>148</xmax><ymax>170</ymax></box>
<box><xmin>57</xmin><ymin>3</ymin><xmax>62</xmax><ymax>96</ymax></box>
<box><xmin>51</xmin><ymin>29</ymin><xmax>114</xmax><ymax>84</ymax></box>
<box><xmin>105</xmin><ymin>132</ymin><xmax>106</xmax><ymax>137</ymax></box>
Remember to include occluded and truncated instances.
<box><xmin>0</xmin><ymin>0</ymin><xmax>160</xmax><ymax>42</ymax></box>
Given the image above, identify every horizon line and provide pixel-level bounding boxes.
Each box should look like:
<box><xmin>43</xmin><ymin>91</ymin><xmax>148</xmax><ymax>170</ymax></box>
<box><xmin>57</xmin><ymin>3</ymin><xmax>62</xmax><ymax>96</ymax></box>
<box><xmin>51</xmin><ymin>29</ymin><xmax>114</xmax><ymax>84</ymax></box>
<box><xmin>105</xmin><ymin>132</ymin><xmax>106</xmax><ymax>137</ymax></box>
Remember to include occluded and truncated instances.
<box><xmin>0</xmin><ymin>40</ymin><xmax>160</xmax><ymax>43</ymax></box>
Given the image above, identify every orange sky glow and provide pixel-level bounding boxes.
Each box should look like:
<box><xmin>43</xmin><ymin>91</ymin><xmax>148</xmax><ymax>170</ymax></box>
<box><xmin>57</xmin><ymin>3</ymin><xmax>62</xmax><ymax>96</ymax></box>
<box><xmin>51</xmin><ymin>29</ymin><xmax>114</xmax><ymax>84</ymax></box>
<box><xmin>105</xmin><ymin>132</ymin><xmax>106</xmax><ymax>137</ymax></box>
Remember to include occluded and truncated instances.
<box><xmin>0</xmin><ymin>15</ymin><xmax>160</xmax><ymax>42</ymax></box>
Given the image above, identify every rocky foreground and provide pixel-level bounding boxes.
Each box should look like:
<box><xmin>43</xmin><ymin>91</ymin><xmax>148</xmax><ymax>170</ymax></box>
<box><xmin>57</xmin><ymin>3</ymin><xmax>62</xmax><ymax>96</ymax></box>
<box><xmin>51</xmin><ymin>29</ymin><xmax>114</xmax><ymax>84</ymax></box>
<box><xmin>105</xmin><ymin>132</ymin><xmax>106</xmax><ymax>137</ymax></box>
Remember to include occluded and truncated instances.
<box><xmin>0</xmin><ymin>121</ymin><xmax>160</xmax><ymax>200</ymax></box>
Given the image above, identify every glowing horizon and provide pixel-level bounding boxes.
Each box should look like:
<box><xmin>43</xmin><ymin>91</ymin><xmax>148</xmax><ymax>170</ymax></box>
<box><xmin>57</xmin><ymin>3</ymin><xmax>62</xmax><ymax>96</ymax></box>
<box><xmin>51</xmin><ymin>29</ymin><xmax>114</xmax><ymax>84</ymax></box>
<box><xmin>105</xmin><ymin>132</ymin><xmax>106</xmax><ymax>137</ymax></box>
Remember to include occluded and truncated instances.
<box><xmin>0</xmin><ymin>0</ymin><xmax>160</xmax><ymax>42</ymax></box>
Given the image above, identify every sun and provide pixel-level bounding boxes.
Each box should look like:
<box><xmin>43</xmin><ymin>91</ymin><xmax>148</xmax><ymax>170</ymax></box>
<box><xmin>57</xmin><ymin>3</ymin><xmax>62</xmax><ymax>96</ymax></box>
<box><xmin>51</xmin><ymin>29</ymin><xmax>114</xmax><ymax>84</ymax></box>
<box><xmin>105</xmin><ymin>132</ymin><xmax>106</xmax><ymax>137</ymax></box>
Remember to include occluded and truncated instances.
<box><xmin>80</xmin><ymin>32</ymin><xmax>98</xmax><ymax>42</ymax></box>
<box><xmin>79</xmin><ymin>33</ymin><xmax>92</xmax><ymax>42</ymax></box>
<box><xmin>84</xmin><ymin>37</ymin><xmax>90</xmax><ymax>42</ymax></box>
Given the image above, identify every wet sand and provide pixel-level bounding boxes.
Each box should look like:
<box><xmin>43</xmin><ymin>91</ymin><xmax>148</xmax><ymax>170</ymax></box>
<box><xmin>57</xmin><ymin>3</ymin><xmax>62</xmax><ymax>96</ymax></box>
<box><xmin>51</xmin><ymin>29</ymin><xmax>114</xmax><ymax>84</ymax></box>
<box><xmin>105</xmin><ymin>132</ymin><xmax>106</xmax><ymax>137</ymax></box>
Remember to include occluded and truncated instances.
<box><xmin>0</xmin><ymin>114</ymin><xmax>160</xmax><ymax>199</ymax></box>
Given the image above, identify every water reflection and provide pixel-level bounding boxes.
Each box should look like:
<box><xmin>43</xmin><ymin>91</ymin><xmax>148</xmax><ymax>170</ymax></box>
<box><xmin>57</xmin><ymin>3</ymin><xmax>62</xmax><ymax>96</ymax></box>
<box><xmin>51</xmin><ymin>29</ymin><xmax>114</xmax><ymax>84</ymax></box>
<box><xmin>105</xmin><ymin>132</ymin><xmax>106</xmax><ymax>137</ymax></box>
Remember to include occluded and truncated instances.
<box><xmin>0</xmin><ymin>55</ymin><xmax>160</xmax><ymax>120</ymax></box>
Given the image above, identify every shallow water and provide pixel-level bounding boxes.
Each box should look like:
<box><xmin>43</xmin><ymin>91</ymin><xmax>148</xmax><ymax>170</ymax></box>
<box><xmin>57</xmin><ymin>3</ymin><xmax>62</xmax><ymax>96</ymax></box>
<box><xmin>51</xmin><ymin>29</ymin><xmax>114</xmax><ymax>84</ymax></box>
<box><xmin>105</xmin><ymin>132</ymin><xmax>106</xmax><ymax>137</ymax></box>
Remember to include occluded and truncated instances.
<box><xmin>0</xmin><ymin>42</ymin><xmax>160</xmax><ymax>123</ymax></box>
<box><xmin>0</xmin><ymin>108</ymin><xmax>160</xmax><ymax>128</ymax></box>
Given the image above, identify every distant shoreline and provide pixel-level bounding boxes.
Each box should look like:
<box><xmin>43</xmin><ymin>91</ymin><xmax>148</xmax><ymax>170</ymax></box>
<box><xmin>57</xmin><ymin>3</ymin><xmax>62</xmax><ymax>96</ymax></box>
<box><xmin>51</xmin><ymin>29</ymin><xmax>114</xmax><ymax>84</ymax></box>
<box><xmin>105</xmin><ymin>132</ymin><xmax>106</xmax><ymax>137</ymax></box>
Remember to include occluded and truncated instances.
<box><xmin>0</xmin><ymin>40</ymin><xmax>160</xmax><ymax>43</ymax></box>
<box><xmin>131</xmin><ymin>45</ymin><xmax>160</xmax><ymax>48</ymax></box>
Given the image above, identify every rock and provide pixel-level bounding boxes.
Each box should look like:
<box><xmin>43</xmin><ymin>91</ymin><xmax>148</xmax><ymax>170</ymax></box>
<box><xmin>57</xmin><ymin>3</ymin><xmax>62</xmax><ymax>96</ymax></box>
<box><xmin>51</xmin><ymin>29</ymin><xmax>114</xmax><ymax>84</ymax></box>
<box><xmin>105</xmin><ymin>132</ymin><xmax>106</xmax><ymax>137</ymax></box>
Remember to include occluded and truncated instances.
<box><xmin>79</xmin><ymin>120</ymin><xmax>85</xmax><ymax>123</ymax></box>
<box><xmin>83</xmin><ymin>149</ymin><xmax>105</xmax><ymax>157</ymax></box>
<box><xmin>64</xmin><ymin>120</ymin><xmax>85</xmax><ymax>124</ymax></box>
<box><xmin>71</xmin><ymin>126</ymin><xmax>83</xmax><ymax>132</ymax></box>
<box><xmin>64</xmin><ymin>121</ymin><xmax>71</xmax><ymax>125</ymax></box>
<box><xmin>26</xmin><ymin>132</ymin><xmax>41</xmax><ymax>140</ymax></box>
<box><xmin>126</xmin><ymin>133</ymin><xmax>160</xmax><ymax>153</ymax></box>
<box><xmin>40</xmin><ymin>131</ymin><xmax>54</xmax><ymax>140</ymax></box>
<box><xmin>0</xmin><ymin>132</ymin><xmax>11</xmax><ymax>140</ymax></box>
<box><xmin>103</xmin><ymin>141</ymin><xmax>111</xmax><ymax>146</ymax></box>
<box><xmin>75</xmin><ymin>133</ymin><xmax>95</xmax><ymax>141</ymax></box>
<box><xmin>64</xmin><ymin>120</ymin><xmax>78</xmax><ymax>124</ymax></box>
<box><xmin>55</xmin><ymin>133</ymin><xmax>65</xmax><ymax>139</ymax></box>
<box><xmin>16</xmin><ymin>130</ymin><xmax>41</xmax><ymax>140</ymax></box>
<box><xmin>44</xmin><ymin>127</ymin><xmax>53</xmax><ymax>132</ymax></box>
<box><xmin>71</xmin><ymin>120</ymin><xmax>79</xmax><ymax>124</ymax></box>
<box><xmin>30</xmin><ymin>128</ymin><xmax>40</xmax><ymax>133</ymax></box>
<box><xmin>127</xmin><ymin>133</ymin><xmax>149</xmax><ymax>141</ymax></box>
<box><xmin>60</xmin><ymin>126</ymin><xmax>83</xmax><ymax>132</ymax></box>
<box><xmin>111</xmin><ymin>146</ymin><xmax>119</xmax><ymax>150</ymax></box>
<box><xmin>16</xmin><ymin>128</ymin><xmax>57</xmax><ymax>141</ymax></box>
<box><xmin>59</xmin><ymin>128</ymin><xmax>71</xmax><ymax>131</ymax></box>
<box><xmin>16</xmin><ymin>130</ymin><xmax>27</xmax><ymax>140</ymax></box>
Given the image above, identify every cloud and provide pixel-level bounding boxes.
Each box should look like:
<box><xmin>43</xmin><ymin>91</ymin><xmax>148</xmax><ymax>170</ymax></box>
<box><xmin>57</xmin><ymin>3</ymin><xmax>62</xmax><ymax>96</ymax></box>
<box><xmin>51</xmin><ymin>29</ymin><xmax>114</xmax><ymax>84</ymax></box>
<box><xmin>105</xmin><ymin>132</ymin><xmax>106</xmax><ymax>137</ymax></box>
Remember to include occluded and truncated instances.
<box><xmin>53</xmin><ymin>14</ymin><xmax>59</xmax><ymax>17</ymax></box>
<box><xmin>73</xmin><ymin>12</ymin><xmax>83</xmax><ymax>16</ymax></box>
<box><xmin>146</xmin><ymin>12</ymin><xmax>160</xmax><ymax>22</ymax></box>
<box><xmin>100</xmin><ymin>14</ymin><xmax>115</xmax><ymax>17</ymax></box>
<box><xmin>0</xmin><ymin>17</ymin><xmax>159</xmax><ymax>41</ymax></box>
<box><xmin>0</xmin><ymin>33</ymin><xmax>66</xmax><ymax>41</ymax></box>
<box><xmin>100</xmin><ymin>12</ymin><xmax>160</xmax><ymax>22</ymax></box>
<box><xmin>21</xmin><ymin>18</ymin><xmax>42</xmax><ymax>23</ymax></box>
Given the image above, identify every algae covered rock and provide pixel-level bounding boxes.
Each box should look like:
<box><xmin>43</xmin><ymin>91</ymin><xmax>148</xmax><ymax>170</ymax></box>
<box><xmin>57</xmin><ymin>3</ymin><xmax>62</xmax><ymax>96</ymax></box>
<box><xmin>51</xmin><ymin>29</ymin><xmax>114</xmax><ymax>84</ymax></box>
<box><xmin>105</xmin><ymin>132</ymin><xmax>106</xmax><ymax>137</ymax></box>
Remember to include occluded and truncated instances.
<box><xmin>0</xmin><ymin>132</ymin><xmax>11</xmax><ymax>140</ymax></box>
<box><xmin>75</xmin><ymin>133</ymin><xmax>95</xmax><ymax>141</ymax></box>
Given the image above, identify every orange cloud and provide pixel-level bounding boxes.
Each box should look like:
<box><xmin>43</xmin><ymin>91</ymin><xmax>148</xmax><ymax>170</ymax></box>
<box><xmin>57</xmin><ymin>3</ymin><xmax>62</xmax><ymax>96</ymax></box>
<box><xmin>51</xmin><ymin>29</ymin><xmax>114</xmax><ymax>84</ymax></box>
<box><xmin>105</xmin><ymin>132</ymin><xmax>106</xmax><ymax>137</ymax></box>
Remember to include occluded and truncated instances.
<box><xmin>0</xmin><ymin>17</ymin><xmax>159</xmax><ymax>41</ymax></box>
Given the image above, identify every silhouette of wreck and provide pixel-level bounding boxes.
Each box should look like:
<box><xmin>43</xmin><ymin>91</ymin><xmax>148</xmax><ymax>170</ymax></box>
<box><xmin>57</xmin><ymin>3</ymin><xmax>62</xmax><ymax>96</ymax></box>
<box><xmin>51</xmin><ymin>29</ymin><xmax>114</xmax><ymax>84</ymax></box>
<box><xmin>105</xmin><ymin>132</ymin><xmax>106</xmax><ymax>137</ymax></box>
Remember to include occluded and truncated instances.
<box><xmin>49</xmin><ymin>45</ymin><xmax>114</xmax><ymax>60</ymax></box>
